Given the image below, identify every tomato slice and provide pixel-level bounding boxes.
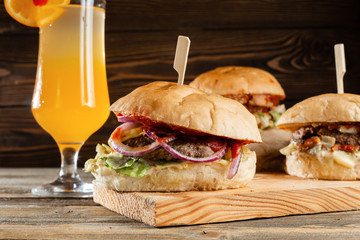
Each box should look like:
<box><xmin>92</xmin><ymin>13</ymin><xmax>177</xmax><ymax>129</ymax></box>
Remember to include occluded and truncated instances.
<box><xmin>231</xmin><ymin>142</ymin><xmax>243</xmax><ymax>159</ymax></box>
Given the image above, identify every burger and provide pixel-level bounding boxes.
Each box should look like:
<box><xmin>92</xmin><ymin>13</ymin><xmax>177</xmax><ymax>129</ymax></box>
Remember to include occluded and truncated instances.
<box><xmin>277</xmin><ymin>93</ymin><xmax>360</xmax><ymax>180</ymax></box>
<box><xmin>189</xmin><ymin>66</ymin><xmax>291</xmax><ymax>171</ymax></box>
<box><xmin>85</xmin><ymin>81</ymin><xmax>262</xmax><ymax>191</ymax></box>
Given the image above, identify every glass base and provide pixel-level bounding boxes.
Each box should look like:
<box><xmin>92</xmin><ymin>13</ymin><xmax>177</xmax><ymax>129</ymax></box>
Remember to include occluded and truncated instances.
<box><xmin>32</xmin><ymin>177</ymin><xmax>93</xmax><ymax>198</ymax></box>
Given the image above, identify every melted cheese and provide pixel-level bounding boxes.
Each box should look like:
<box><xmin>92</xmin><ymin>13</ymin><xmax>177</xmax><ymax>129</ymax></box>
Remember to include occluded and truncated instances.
<box><xmin>333</xmin><ymin>151</ymin><xmax>356</xmax><ymax>168</ymax></box>
<box><xmin>338</xmin><ymin>125</ymin><xmax>358</xmax><ymax>134</ymax></box>
<box><xmin>280</xmin><ymin>138</ymin><xmax>359</xmax><ymax>169</ymax></box>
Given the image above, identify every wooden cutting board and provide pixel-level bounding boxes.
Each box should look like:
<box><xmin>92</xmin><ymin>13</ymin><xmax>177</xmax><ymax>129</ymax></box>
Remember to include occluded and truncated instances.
<box><xmin>93</xmin><ymin>173</ymin><xmax>360</xmax><ymax>226</ymax></box>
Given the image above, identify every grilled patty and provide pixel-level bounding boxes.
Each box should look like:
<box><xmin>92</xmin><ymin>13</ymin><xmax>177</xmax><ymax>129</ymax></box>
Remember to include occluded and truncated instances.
<box><xmin>123</xmin><ymin>135</ymin><xmax>216</xmax><ymax>161</ymax></box>
<box><xmin>291</xmin><ymin>125</ymin><xmax>360</xmax><ymax>146</ymax></box>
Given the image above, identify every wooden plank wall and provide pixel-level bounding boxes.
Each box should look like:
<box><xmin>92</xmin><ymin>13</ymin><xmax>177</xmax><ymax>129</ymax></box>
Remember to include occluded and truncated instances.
<box><xmin>0</xmin><ymin>0</ymin><xmax>359</xmax><ymax>167</ymax></box>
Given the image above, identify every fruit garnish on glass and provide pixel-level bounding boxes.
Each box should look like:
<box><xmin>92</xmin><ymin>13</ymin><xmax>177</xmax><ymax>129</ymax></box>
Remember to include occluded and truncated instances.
<box><xmin>4</xmin><ymin>0</ymin><xmax>71</xmax><ymax>27</ymax></box>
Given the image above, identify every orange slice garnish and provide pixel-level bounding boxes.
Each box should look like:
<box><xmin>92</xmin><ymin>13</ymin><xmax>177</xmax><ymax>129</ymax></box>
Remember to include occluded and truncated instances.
<box><xmin>4</xmin><ymin>0</ymin><xmax>71</xmax><ymax>27</ymax></box>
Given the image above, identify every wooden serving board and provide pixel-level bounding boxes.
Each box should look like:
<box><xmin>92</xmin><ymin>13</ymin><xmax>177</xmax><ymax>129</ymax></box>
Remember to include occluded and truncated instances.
<box><xmin>93</xmin><ymin>173</ymin><xmax>360</xmax><ymax>226</ymax></box>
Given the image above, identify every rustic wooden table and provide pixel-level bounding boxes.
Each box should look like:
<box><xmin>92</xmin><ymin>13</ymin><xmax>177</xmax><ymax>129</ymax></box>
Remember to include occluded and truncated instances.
<box><xmin>1</xmin><ymin>168</ymin><xmax>360</xmax><ymax>239</ymax></box>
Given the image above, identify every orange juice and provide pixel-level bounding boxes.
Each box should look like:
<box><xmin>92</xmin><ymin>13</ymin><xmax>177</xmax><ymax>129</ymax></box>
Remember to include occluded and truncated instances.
<box><xmin>32</xmin><ymin>5</ymin><xmax>110</xmax><ymax>143</ymax></box>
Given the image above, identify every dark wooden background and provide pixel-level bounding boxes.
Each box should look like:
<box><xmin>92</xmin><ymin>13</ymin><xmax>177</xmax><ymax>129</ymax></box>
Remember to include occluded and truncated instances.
<box><xmin>0</xmin><ymin>0</ymin><xmax>359</xmax><ymax>167</ymax></box>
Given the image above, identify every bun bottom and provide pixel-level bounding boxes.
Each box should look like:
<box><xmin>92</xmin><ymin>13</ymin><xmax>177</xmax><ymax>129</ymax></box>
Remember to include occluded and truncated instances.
<box><xmin>92</xmin><ymin>150</ymin><xmax>256</xmax><ymax>192</ymax></box>
<box><xmin>248</xmin><ymin>128</ymin><xmax>291</xmax><ymax>172</ymax></box>
<box><xmin>285</xmin><ymin>152</ymin><xmax>360</xmax><ymax>180</ymax></box>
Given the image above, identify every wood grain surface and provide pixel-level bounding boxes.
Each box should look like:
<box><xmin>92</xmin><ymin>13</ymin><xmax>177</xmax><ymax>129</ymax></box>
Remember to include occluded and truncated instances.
<box><xmin>93</xmin><ymin>173</ymin><xmax>360</xmax><ymax>226</ymax></box>
<box><xmin>1</xmin><ymin>0</ymin><xmax>360</xmax><ymax>167</ymax></box>
<box><xmin>1</xmin><ymin>168</ymin><xmax>360</xmax><ymax>239</ymax></box>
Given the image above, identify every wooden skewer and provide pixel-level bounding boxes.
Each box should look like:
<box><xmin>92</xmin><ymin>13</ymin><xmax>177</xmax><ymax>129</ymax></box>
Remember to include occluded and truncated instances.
<box><xmin>334</xmin><ymin>43</ymin><xmax>346</xmax><ymax>94</ymax></box>
<box><xmin>173</xmin><ymin>36</ymin><xmax>190</xmax><ymax>86</ymax></box>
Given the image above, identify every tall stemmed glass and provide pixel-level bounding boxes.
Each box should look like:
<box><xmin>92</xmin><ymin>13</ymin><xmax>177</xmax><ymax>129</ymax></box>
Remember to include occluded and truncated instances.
<box><xmin>31</xmin><ymin>0</ymin><xmax>110</xmax><ymax>197</ymax></box>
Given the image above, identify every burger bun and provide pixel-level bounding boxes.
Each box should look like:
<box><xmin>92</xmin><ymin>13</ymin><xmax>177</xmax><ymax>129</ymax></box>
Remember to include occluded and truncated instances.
<box><xmin>285</xmin><ymin>151</ymin><xmax>360</xmax><ymax>180</ymax></box>
<box><xmin>110</xmin><ymin>81</ymin><xmax>262</xmax><ymax>143</ymax></box>
<box><xmin>189</xmin><ymin>66</ymin><xmax>285</xmax><ymax>98</ymax></box>
<box><xmin>277</xmin><ymin>93</ymin><xmax>360</xmax><ymax>131</ymax></box>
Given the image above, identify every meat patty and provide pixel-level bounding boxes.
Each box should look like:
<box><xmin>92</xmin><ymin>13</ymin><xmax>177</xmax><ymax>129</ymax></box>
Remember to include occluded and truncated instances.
<box><xmin>317</xmin><ymin>127</ymin><xmax>360</xmax><ymax>146</ymax></box>
<box><xmin>123</xmin><ymin>134</ymin><xmax>153</xmax><ymax>147</ymax></box>
<box><xmin>123</xmin><ymin>135</ymin><xmax>216</xmax><ymax>161</ymax></box>
<box><xmin>291</xmin><ymin>126</ymin><xmax>315</xmax><ymax>142</ymax></box>
<box><xmin>291</xmin><ymin>125</ymin><xmax>360</xmax><ymax>146</ymax></box>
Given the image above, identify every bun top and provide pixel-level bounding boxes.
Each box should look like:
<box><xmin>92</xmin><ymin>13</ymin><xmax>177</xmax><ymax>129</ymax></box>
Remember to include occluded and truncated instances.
<box><xmin>277</xmin><ymin>93</ymin><xmax>360</xmax><ymax>131</ymax></box>
<box><xmin>189</xmin><ymin>66</ymin><xmax>285</xmax><ymax>98</ymax></box>
<box><xmin>110</xmin><ymin>81</ymin><xmax>262</xmax><ymax>142</ymax></box>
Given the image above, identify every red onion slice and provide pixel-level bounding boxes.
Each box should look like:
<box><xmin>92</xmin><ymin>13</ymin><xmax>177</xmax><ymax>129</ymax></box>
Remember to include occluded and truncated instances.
<box><xmin>143</xmin><ymin>128</ymin><xmax>176</xmax><ymax>143</ymax></box>
<box><xmin>108</xmin><ymin>122</ymin><xmax>161</xmax><ymax>156</ymax></box>
<box><xmin>117</xmin><ymin>116</ymin><xmax>134</xmax><ymax>122</ymax></box>
<box><xmin>145</xmin><ymin>128</ymin><xmax>227</xmax><ymax>162</ymax></box>
<box><xmin>226</xmin><ymin>145</ymin><xmax>243</xmax><ymax>179</ymax></box>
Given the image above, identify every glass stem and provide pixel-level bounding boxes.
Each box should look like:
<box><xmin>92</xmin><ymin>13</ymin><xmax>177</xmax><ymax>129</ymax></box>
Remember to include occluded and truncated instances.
<box><xmin>31</xmin><ymin>142</ymin><xmax>93</xmax><ymax>197</ymax></box>
<box><xmin>57</xmin><ymin>143</ymin><xmax>84</xmax><ymax>184</ymax></box>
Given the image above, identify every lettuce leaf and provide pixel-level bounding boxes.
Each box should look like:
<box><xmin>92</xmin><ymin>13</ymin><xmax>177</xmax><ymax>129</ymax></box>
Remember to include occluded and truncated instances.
<box><xmin>84</xmin><ymin>144</ymin><xmax>149</xmax><ymax>178</ymax></box>
<box><xmin>104</xmin><ymin>155</ymin><xmax>149</xmax><ymax>178</ymax></box>
<box><xmin>270</xmin><ymin>104</ymin><xmax>286</xmax><ymax>126</ymax></box>
<box><xmin>269</xmin><ymin>110</ymin><xmax>282</xmax><ymax>126</ymax></box>
<box><xmin>109</xmin><ymin>161</ymin><xmax>149</xmax><ymax>178</ymax></box>
<box><xmin>254</xmin><ymin>104</ymin><xmax>285</xmax><ymax>130</ymax></box>
<box><xmin>104</xmin><ymin>155</ymin><xmax>136</xmax><ymax>169</ymax></box>
<box><xmin>254</xmin><ymin>112</ymin><xmax>271</xmax><ymax>130</ymax></box>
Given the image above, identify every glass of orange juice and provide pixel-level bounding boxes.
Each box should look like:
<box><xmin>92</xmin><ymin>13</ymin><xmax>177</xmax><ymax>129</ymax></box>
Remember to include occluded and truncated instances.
<box><xmin>31</xmin><ymin>0</ymin><xmax>110</xmax><ymax>197</ymax></box>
